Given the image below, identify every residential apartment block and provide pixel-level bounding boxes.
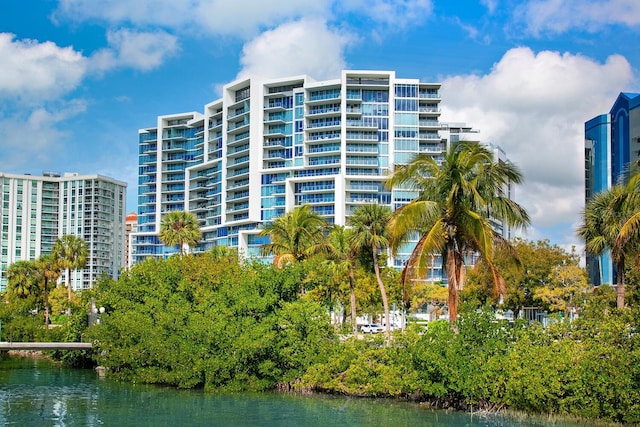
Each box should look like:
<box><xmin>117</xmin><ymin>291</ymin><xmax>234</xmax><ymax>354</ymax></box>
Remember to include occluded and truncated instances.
<box><xmin>125</xmin><ymin>211</ymin><xmax>138</xmax><ymax>267</ymax></box>
<box><xmin>132</xmin><ymin>70</ymin><xmax>506</xmax><ymax>281</ymax></box>
<box><xmin>585</xmin><ymin>92</ymin><xmax>640</xmax><ymax>286</ymax></box>
<box><xmin>0</xmin><ymin>172</ymin><xmax>127</xmax><ymax>291</ymax></box>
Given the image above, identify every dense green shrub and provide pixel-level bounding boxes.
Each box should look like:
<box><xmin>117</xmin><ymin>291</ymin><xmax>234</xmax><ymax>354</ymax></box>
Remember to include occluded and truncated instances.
<box><xmin>0</xmin><ymin>296</ymin><xmax>50</xmax><ymax>342</ymax></box>
<box><xmin>303</xmin><ymin>308</ymin><xmax>640</xmax><ymax>423</ymax></box>
<box><xmin>88</xmin><ymin>253</ymin><xmax>337</xmax><ymax>391</ymax></box>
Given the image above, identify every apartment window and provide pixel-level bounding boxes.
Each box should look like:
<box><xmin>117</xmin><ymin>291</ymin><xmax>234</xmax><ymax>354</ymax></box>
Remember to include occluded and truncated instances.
<box><xmin>235</xmin><ymin>86</ymin><xmax>250</xmax><ymax>102</ymax></box>
<box><xmin>394</xmin><ymin>84</ymin><xmax>417</xmax><ymax>98</ymax></box>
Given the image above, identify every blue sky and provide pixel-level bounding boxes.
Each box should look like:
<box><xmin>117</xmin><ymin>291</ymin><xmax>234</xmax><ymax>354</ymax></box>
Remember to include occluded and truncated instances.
<box><xmin>1</xmin><ymin>0</ymin><xmax>639</xmax><ymax>254</ymax></box>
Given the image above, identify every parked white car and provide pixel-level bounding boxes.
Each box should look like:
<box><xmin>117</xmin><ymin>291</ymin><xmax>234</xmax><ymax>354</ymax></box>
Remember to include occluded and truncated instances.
<box><xmin>360</xmin><ymin>323</ymin><xmax>384</xmax><ymax>334</ymax></box>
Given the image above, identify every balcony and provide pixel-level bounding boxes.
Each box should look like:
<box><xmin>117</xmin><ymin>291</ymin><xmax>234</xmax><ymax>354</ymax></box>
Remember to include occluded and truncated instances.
<box><xmin>227</xmin><ymin>167</ymin><xmax>250</xmax><ymax>178</ymax></box>
<box><xmin>264</xmin><ymin>150</ymin><xmax>290</xmax><ymax>160</ymax></box>
<box><xmin>346</xmin><ymin>144</ymin><xmax>378</xmax><ymax>154</ymax></box>
<box><xmin>307</xmin><ymin>144</ymin><xmax>341</xmax><ymax>154</ymax></box>
<box><xmin>418</xmin><ymin>132</ymin><xmax>441</xmax><ymax>141</ymax></box>
<box><xmin>264</xmin><ymin>112</ymin><xmax>289</xmax><ymax>124</ymax></box>
<box><xmin>307</xmin><ymin>132</ymin><xmax>340</xmax><ymax>142</ymax></box>
<box><xmin>227</xmin><ymin>191</ymin><xmax>249</xmax><ymax>201</ymax></box>
<box><xmin>307</xmin><ymin>119</ymin><xmax>341</xmax><ymax>130</ymax></box>
<box><xmin>418</xmin><ymin>106</ymin><xmax>441</xmax><ymax>114</ymax></box>
<box><xmin>345</xmin><ymin>132</ymin><xmax>377</xmax><ymax>142</ymax></box>
<box><xmin>226</xmin><ymin>202</ymin><xmax>249</xmax><ymax>213</ymax></box>
<box><xmin>306</xmin><ymin>90</ymin><xmax>340</xmax><ymax>103</ymax></box>
<box><xmin>208</xmin><ymin>119</ymin><xmax>223</xmax><ymax>130</ymax></box>
<box><xmin>295</xmin><ymin>194</ymin><xmax>335</xmax><ymax>204</ymax></box>
<box><xmin>228</xmin><ymin>119</ymin><xmax>250</xmax><ymax>134</ymax></box>
<box><xmin>227</xmin><ymin>179</ymin><xmax>249</xmax><ymax>190</ymax></box>
<box><xmin>264</xmin><ymin>138</ymin><xmax>291</xmax><ymax>148</ymax></box>
<box><xmin>228</xmin><ymin>143</ymin><xmax>250</xmax><ymax>156</ymax></box>
<box><xmin>345</xmin><ymin>119</ymin><xmax>377</xmax><ymax>129</ymax></box>
<box><xmin>307</xmin><ymin>105</ymin><xmax>341</xmax><ymax>117</ymax></box>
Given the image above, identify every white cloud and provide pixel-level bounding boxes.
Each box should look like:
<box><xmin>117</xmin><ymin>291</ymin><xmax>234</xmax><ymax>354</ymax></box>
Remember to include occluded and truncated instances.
<box><xmin>236</xmin><ymin>19</ymin><xmax>353</xmax><ymax>81</ymax></box>
<box><xmin>481</xmin><ymin>0</ymin><xmax>498</xmax><ymax>14</ymax></box>
<box><xmin>90</xmin><ymin>29</ymin><xmax>179</xmax><ymax>72</ymax></box>
<box><xmin>515</xmin><ymin>0</ymin><xmax>640</xmax><ymax>35</ymax></box>
<box><xmin>0</xmin><ymin>33</ymin><xmax>86</xmax><ymax>102</ymax></box>
<box><xmin>54</xmin><ymin>0</ymin><xmax>434</xmax><ymax>38</ymax></box>
<box><xmin>193</xmin><ymin>0</ymin><xmax>330</xmax><ymax>38</ymax></box>
<box><xmin>54</xmin><ymin>0</ymin><xmax>331</xmax><ymax>39</ymax></box>
<box><xmin>440</xmin><ymin>47</ymin><xmax>634</xmax><ymax>246</ymax></box>
<box><xmin>0</xmin><ymin>100</ymin><xmax>87</xmax><ymax>171</ymax></box>
<box><xmin>451</xmin><ymin>17</ymin><xmax>492</xmax><ymax>44</ymax></box>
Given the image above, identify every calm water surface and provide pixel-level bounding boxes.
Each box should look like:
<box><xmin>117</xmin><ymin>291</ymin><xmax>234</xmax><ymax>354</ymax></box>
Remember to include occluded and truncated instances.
<box><xmin>0</xmin><ymin>356</ymin><xmax>587</xmax><ymax>427</ymax></box>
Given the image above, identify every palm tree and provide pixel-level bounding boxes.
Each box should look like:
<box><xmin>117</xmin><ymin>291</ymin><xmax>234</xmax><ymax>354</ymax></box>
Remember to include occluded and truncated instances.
<box><xmin>52</xmin><ymin>234</ymin><xmax>88</xmax><ymax>308</ymax></box>
<box><xmin>259</xmin><ymin>205</ymin><xmax>328</xmax><ymax>268</ymax></box>
<box><xmin>159</xmin><ymin>210</ymin><xmax>202</xmax><ymax>256</ymax></box>
<box><xmin>6</xmin><ymin>260</ymin><xmax>40</xmax><ymax>298</ymax></box>
<box><xmin>348</xmin><ymin>204</ymin><xmax>392</xmax><ymax>338</ymax></box>
<box><xmin>616</xmin><ymin>166</ymin><xmax>640</xmax><ymax>270</ymax></box>
<box><xmin>387</xmin><ymin>142</ymin><xmax>530</xmax><ymax>325</ymax></box>
<box><xmin>578</xmin><ymin>175</ymin><xmax>640</xmax><ymax>309</ymax></box>
<box><xmin>35</xmin><ymin>254</ymin><xmax>61</xmax><ymax>324</ymax></box>
<box><xmin>325</xmin><ymin>225</ymin><xmax>360</xmax><ymax>336</ymax></box>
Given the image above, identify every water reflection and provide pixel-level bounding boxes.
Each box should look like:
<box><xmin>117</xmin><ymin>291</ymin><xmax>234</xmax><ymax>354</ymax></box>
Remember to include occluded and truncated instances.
<box><xmin>0</xmin><ymin>357</ymin><xmax>587</xmax><ymax>427</ymax></box>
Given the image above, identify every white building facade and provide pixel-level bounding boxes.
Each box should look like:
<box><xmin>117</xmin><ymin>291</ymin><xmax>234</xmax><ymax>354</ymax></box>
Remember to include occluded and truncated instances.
<box><xmin>0</xmin><ymin>172</ymin><xmax>127</xmax><ymax>291</ymax></box>
<box><xmin>132</xmin><ymin>70</ymin><xmax>505</xmax><ymax>281</ymax></box>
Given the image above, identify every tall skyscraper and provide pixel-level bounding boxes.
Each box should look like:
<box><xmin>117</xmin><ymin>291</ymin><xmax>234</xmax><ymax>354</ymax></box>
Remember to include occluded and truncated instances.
<box><xmin>0</xmin><ymin>172</ymin><xmax>127</xmax><ymax>291</ymax></box>
<box><xmin>584</xmin><ymin>92</ymin><xmax>640</xmax><ymax>286</ymax></box>
<box><xmin>132</xmin><ymin>70</ymin><xmax>507</xmax><ymax>281</ymax></box>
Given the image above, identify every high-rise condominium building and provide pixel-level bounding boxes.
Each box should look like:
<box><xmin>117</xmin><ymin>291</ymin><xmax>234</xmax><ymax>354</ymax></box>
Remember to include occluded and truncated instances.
<box><xmin>132</xmin><ymin>70</ymin><xmax>507</xmax><ymax>281</ymax></box>
<box><xmin>585</xmin><ymin>92</ymin><xmax>640</xmax><ymax>286</ymax></box>
<box><xmin>0</xmin><ymin>172</ymin><xmax>127</xmax><ymax>291</ymax></box>
<box><xmin>125</xmin><ymin>211</ymin><xmax>138</xmax><ymax>267</ymax></box>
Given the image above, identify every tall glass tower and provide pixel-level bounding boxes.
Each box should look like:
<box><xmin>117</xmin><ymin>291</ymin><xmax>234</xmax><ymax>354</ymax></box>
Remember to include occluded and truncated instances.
<box><xmin>584</xmin><ymin>92</ymin><xmax>640</xmax><ymax>286</ymax></box>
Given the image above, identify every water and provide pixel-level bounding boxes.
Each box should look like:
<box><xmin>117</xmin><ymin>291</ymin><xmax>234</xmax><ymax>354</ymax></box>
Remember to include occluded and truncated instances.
<box><xmin>0</xmin><ymin>356</ymin><xmax>585</xmax><ymax>427</ymax></box>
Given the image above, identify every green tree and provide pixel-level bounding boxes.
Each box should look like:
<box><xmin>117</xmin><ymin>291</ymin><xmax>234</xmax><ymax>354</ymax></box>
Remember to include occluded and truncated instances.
<box><xmin>465</xmin><ymin>239</ymin><xmax>579</xmax><ymax>315</ymax></box>
<box><xmin>617</xmin><ymin>166</ymin><xmax>640</xmax><ymax>275</ymax></box>
<box><xmin>6</xmin><ymin>260</ymin><xmax>40</xmax><ymax>299</ymax></box>
<box><xmin>387</xmin><ymin>142</ymin><xmax>530</xmax><ymax>325</ymax></box>
<box><xmin>324</xmin><ymin>225</ymin><xmax>360</xmax><ymax>335</ymax></box>
<box><xmin>34</xmin><ymin>254</ymin><xmax>61</xmax><ymax>324</ymax></box>
<box><xmin>52</xmin><ymin>234</ymin><xmax>88</xmax><ymax>308</ymax></box>
<box><xmin>348</xmin><ymin>204</ymin><xmax>392</xmax><ymax>338</ymax></box>
<box><xmin>578</xmin><ymin>178</ymin><xmax>640</xmax><ymax>309</ymax></box>
<box><xmin>533</xmin><ymin>264</ymin><xmax>589</xmax><ymax>316</ymax></box>
<box><xmin>259</xmin><ymin>204</ymin><xmax>328</xmax><ymax>269</ymax></box>
<box><xmin>159</xmin><ymin>210</ymin><xmax>202</xmax><ymax>256</ymax></box>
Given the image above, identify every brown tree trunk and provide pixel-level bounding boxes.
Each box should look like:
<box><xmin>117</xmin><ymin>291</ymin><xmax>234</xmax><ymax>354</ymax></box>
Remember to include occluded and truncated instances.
<box><xmin>66</xmin><ymin>268</ymin><xmax>72</xmax><ymax>315</ymax></box>
<box><xmin>349</xmin><ymin>261</ymin><xmax>358</xmax><ymax>336</ymax></box>
<box><xmin>616</xmin><ymin>260</ymin><xmax>625</xmax><ymax>309</ymax></box>
<box><xmin>446</xmin><ymin>248</ymin><xmax>459</xmax><ymax>326</ymax></box>
<box><xmin>373</xmin><ymin>248</ymin><xmax>390</xmax><ymax>344</ymax></box>
<box><xmin>43</xmin><ymin>277</ymin><xmax>50</xmax><ymax>325</ymax></box>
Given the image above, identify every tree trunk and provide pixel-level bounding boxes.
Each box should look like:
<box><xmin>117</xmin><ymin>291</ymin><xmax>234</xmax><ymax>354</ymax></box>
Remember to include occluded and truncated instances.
<box><xmin>43</xmin><ymin>278</ymin><xmax>50</xmax><ymax>325</ymax></box>
<box><xmin>446</xmin><ymin>248</ymin><xmax>459</xmax><ymax>326</ymax></box>
<box><xmin>66</xmin><ymin>267</ymin><xmax>72</xmax><ymax>315</ymax></box>
<box><xmin>616</xmin><ymin>260</ymin><xmax>625</xmax><ymax>309</ymax></box>
<box><xmin>373</xmin><ymin>248</ymin><xmax>390</xmax><ymax>344</ymax></box>
<box><xmin>349</xmin><ymin>261</ymin><xmax>358</xmax><ymax>337</ymax></box>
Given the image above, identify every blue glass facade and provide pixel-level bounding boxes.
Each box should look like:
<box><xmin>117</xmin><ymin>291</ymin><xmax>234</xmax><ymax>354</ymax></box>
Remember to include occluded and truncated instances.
<box><xmin>584</xmin><ymin>92</ymin><xmax>640</xmax><ymax>286</ymax></box>
<box><xmin>584</xmin><ymin>114</ymin><xmax>613</xmax><ymax>286</ymax></box>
